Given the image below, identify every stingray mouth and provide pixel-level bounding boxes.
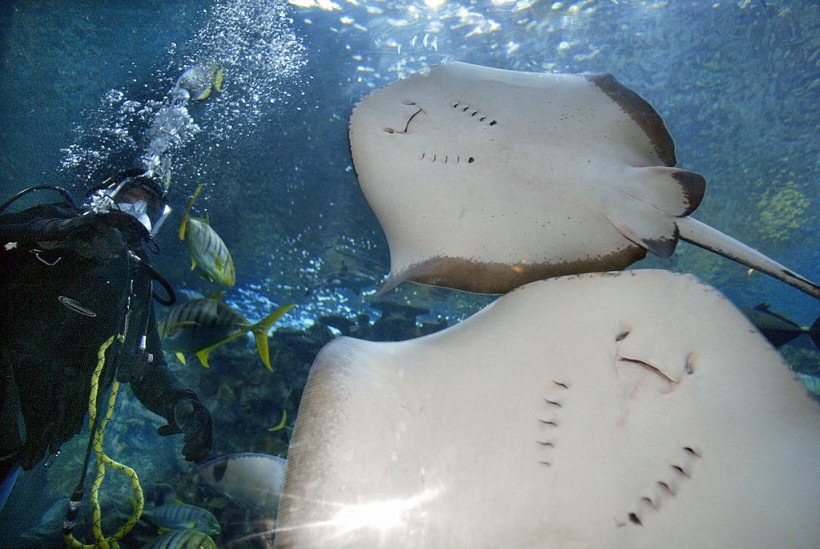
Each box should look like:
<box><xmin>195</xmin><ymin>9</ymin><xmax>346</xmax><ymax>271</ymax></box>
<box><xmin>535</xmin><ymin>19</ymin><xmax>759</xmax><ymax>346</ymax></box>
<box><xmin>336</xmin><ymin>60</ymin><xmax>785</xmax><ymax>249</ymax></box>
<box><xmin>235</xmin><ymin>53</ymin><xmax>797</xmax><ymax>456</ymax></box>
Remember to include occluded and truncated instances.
<box><xmin>614</xmin><ymin>329</ymin><xmax>695</xmax><ymax>393</ymax></box>
<box><xmin>382</xmin><ymin>99</ymin><xmax>425</xmax><ymax>135</ymax></box>
<box><xmin>381</xmin><ymin>98</ymin><xmax>492</xmax><ymax>166</ymax></box>
<box><xmin>384</xmin><ymin>97</ymin><xmax>499</xmax><ymax>134</ymax></box>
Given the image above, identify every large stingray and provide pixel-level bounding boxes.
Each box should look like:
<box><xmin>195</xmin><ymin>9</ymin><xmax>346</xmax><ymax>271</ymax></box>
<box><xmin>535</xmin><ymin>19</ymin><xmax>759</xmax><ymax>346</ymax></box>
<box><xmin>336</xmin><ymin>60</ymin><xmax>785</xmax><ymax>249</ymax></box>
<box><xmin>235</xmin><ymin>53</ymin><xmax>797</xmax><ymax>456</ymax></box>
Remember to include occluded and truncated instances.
<box><xmin>275</xmin><ymin>270</ymin><xmax>820</xmax><ymax>548</ymax></box>
<box><xmin>349</xmin><ymin>62</ymin><xmax>819</xmax><ymax>298</ymax></box>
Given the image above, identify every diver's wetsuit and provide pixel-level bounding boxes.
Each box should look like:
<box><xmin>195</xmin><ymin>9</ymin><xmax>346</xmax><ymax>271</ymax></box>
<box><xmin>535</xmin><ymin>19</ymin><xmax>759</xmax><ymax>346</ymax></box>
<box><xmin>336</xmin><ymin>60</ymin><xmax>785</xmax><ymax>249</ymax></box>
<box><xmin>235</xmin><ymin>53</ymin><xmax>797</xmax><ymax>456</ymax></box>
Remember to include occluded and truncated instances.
<box><xmin>0</xmin><ymin>202</ymin><xmax>211</xmax><ymax>480</ymax></box>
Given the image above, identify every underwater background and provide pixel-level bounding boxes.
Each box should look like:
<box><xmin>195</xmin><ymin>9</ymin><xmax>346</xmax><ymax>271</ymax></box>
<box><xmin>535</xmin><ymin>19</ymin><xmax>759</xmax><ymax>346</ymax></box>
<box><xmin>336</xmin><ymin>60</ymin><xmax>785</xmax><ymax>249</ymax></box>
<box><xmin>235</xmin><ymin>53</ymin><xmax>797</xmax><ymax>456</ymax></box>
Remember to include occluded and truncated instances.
<box><xmin>0</xmin><ymin>0</ymin><xmax>817</xmax><ymax>546</ymax></box>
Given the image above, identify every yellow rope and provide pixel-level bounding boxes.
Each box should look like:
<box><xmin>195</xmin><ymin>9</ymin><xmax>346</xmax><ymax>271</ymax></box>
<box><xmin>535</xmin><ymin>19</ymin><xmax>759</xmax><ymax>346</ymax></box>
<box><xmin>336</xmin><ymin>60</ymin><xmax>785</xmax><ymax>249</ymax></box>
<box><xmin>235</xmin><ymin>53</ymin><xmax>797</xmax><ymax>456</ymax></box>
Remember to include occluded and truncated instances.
<box><xmin>64</xmin><ymin>335</ymin><xmax>144</xmax><ymax>549</ymax></box>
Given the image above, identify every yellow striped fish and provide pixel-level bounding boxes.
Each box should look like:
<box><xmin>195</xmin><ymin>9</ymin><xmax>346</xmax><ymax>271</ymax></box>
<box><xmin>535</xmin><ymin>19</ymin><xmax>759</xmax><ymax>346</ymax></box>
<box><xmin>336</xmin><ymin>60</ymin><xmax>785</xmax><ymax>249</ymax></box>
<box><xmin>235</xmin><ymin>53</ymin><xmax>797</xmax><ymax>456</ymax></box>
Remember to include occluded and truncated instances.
<box><xmin>179</xmin><ymin>184</ymin><xmax>236</xmax><ymax>287</ymax></box>
<box><xmin>159</xmin><ymin>292</ymin><xmax>294</xmax><ymax>370</ymax></box>
<box><xmin>173</xmin><ymin>61</ymin><xmax>224</xmax><ymax>101</ymax></box>
<box><xmin>143</xmin><ymin>502</ymin><xmax>221</xmax><ymax>535</ymax></box>
<box><xmin>143</xmin><ymin>528</ymin><xmax>217</xmax><ymax>549</ymax></box>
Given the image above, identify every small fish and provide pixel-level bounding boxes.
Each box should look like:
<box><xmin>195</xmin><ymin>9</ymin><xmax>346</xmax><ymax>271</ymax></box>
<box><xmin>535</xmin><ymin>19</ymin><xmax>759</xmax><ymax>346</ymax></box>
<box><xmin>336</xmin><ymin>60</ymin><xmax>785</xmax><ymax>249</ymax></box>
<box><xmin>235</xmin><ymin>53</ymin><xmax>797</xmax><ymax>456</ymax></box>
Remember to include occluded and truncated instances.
<box><xmin>742</xmin><ymin>303</ymin><xmax>820</xmax><ymax>349</ymax></box>
<box><xmin>142</xmin><ymin>502</ymin><xmax>221</xmax><ymax>536</ymax></box>
<box><xmin>173</xmin><ymin>62</ymin><xmax>224</xmax><ymax>101</ymax></box>
<box><xmin>143</xmin><ymin>528</ymin><xmax>217</xmax><ymax>549</ymax></box>
<box><xmin>319</xmin><ymin>262</ymin><xmax>379</xmax><ymax>295</ymax></box>
<box><xmin>159</xmin><ymin>155</ymin><xmax>173</xmax><ymax>193</ymax></box>
<box><xmin>179</xmin><ymin>184</ymin><xmax>235</xmax><ymax>287</ymax></box>
<box><xmin>20</xmin><ymin>497</ymin><xmax>70</xmax><ymax>545</ymax></box>
<box><xmin>159</xmin><ymin>292</ymin><xmax>294</xmax><ymax>370</ymax></box>
<box><xmin>197</xmin><ymin>453</ymin><xmax>287</xmax><ymax>515</ymax></box>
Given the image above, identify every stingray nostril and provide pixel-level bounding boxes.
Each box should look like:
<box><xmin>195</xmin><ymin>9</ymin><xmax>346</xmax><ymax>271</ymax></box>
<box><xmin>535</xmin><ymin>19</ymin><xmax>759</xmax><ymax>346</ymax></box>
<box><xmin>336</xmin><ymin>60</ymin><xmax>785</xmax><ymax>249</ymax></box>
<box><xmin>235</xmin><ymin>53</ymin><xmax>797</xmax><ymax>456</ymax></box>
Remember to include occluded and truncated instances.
<box><xmin>615</xmin><ymin>330</ymin><xmax>630</xmax><ymax>342</ymax></box>
<box><xmin>628</xmin><ymin>513</ymin><xmax>642</xmax><ymax>526</ymax></box>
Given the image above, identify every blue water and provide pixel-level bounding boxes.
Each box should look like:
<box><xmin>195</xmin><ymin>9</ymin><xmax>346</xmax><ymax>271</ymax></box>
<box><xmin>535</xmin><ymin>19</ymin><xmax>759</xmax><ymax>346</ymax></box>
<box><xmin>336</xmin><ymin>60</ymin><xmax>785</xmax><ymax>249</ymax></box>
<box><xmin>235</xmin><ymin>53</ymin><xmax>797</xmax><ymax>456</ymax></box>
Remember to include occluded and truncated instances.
<box><xmin>0</xmin><ymin>0</ymin><xmax>817</xmax><ymax>546</ymax></box>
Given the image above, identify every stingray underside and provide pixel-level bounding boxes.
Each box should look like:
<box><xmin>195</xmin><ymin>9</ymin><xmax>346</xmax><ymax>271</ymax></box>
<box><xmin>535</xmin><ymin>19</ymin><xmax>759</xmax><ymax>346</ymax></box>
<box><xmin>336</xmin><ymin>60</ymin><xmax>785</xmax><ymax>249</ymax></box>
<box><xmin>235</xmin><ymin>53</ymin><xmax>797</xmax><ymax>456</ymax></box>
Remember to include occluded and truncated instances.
<box><xmin>350</xmin><ymin>62</ymin><xmax>706</xmax><ymax>294</ymax></box>
<box><xmin>276</xmin><ymin>270</ymin><xmax>820</xmax><ymax>548</ymax></box>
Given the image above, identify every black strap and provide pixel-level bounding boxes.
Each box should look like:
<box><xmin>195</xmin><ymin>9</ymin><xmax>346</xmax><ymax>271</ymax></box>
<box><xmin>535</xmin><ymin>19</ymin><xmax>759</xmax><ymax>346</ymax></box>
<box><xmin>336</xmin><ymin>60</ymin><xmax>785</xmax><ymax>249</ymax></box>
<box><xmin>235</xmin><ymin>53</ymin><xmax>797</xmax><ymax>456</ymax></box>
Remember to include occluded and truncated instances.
<box><xmin>0</xmin><ymin>185</ymin><xmax>78</xmax><ymax>215</ymax></box>
<box><xmin>126</xmin><ymin>251</ymin><xmax>176</xmax><ymax>306</ymax></box>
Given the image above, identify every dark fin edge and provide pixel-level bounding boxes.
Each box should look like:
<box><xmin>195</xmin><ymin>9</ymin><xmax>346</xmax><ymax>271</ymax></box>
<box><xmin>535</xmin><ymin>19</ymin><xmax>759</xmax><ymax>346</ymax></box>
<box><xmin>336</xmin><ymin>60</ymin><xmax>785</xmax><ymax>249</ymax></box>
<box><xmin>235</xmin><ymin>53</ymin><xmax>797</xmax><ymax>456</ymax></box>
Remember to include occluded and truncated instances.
<box><xmin>671</xmin><ymin>170</ymin><xmax>706</xmax><ymax>217</ymax></box>
<box><xmin>586</xmin><ymin>73</ymin><xmax>677</xmax><ymax>167</ymax></box>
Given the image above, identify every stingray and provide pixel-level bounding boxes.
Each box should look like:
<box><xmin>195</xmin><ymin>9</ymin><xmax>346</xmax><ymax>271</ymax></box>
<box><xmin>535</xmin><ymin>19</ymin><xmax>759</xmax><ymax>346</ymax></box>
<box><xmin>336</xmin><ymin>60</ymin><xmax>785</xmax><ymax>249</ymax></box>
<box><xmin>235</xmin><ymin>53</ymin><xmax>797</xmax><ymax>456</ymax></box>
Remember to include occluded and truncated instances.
<box><xmin>349</xmin><ymin>62</ymin><xmax>819</xmax><ymax>298</ymax></box>
<box><xmin>275</xmin><ymin>270</ymin><xmax>820</xmax><ymax>548</ymax></box>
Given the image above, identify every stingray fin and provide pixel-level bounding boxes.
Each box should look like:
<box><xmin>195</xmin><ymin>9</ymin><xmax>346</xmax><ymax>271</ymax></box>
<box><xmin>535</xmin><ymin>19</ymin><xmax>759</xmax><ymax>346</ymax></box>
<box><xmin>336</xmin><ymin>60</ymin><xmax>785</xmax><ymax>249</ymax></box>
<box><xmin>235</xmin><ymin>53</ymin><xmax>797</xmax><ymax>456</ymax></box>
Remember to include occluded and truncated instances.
<box><xmin>376</xmin><ymin>259</ymin><xmax>442</xmax><ymax>295</ymax></box>
<box><xmin>376</xmin><ymin>273</ymin><xmax>409</xmax><ymax>295</ymax></box>
<box><xmin>606</xmin><ymin>195</ymin><xmax>679</xmax><ymax>258</ymax></box>
<box><xmin>587</xmin><ymin>73</ymin><xmax>678</xmax><ymax>166</ymax></box>
<box><xmin>622</xmin><ymin>167</ymin><xmax>706</xmax><ymax>218</ymax></box>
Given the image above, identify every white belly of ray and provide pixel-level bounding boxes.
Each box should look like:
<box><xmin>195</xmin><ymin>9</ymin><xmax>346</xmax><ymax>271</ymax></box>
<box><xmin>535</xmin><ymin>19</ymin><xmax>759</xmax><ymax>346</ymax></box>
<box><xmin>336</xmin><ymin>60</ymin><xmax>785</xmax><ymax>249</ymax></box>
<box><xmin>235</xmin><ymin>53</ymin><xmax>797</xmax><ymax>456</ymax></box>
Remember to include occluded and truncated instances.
<box><xmin>353</xmin><ymin>64</ymin><xmax>641</xmax><ymax>271</ymax></box>
<box><xmin>276</xmin><ymin>270</ymin><xmax>820</xmax><ymax>548</ymax></box>
<box><xmin>350</xmin><ymin>62</ymin><xmax>819</xmax><ymax>297</ymax></box>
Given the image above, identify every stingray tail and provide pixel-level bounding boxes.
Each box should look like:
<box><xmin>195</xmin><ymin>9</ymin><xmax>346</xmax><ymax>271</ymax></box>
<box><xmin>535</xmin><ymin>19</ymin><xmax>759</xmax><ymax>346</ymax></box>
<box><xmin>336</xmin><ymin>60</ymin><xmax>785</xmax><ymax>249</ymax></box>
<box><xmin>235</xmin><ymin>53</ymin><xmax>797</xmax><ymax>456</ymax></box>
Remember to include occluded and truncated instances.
<box><xmin>677</xmin><ymin>217</ymin><xmax>820</xmax><ymax>300</ymax></box>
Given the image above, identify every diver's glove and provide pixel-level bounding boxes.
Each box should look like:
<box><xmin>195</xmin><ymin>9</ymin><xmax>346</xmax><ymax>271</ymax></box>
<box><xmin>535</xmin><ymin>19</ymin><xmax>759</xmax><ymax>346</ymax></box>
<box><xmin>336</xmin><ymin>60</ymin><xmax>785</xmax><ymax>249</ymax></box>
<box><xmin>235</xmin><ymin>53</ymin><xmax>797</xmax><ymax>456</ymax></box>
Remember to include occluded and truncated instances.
<box><xmin>31</xmin><ymin>212</ymin><xmax>147</xmax><ymax>258</ymax></box>
<box><xmin>157</xmin><ymin>398</ymin><xmax>213</xmax><ymax>463</ymax></box>
<box><xmin>31</xmin><ymin>214</ymin><xmax>104</xmax><ymax>241</ymax></box>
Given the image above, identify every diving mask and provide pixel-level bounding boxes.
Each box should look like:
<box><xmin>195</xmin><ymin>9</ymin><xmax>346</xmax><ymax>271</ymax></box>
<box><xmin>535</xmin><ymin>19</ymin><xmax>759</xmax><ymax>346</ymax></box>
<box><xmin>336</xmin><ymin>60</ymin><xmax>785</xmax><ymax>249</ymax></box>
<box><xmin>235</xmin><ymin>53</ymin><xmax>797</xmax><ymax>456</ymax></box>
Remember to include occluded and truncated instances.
<box><xmin>87</xmin><ymin>172</ymin><xmax>171</xmax><ymax>237</ymax></box>
<box><xmin>116</xmin><ymin>199</ymin><xmax>172</xmax><ymax>236</ymax></box>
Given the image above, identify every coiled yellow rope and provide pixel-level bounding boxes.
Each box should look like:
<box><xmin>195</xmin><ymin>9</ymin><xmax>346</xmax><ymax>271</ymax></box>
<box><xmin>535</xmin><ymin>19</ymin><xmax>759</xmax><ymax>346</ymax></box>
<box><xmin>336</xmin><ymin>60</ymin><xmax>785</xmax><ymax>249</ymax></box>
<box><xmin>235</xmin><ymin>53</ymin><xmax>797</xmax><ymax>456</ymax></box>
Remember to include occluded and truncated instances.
<box><xmin>64</xmin><ymin>335</ymin><xmax>144</xmax><ymax>549</ymax></box>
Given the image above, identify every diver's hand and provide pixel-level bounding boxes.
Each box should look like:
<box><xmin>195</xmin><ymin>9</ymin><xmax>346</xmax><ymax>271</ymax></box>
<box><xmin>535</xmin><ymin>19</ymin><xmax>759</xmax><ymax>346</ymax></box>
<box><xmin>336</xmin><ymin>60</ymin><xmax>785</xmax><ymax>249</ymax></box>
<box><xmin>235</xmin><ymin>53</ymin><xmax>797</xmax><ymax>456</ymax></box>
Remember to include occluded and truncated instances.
<box><xmin>35</xmin><ymin>212</ymin><xmax>146</xmax><ymax>258</ymax></box>
<box><xmin>37</xmin><ymin>213</ymin><xmax>104</xmax><ymax>240</ymax></box>
<box><xmin>96</xmin><ymin>210</ymin><xmax>151</xmax><ymax>243</ymax></box>
<box><xmin>157</xmin><ymin>398</ymin><xmax>213</xmax><ymax>463</ymax></box>
<box><xmin>35</xmin><ymin>214</ymin><xmax>121</xmax><ymax>259</ymax></box>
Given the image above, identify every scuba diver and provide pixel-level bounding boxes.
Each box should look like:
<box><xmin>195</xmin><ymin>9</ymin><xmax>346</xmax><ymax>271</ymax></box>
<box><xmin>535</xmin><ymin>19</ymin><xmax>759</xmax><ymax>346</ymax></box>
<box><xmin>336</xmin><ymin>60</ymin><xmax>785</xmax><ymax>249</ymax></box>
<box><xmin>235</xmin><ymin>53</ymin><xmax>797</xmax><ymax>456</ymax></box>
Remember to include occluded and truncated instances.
<box><xmin>0</xmin><ymin>170</ymin><xmax>213</xmax><ymax>513</ymax></box>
